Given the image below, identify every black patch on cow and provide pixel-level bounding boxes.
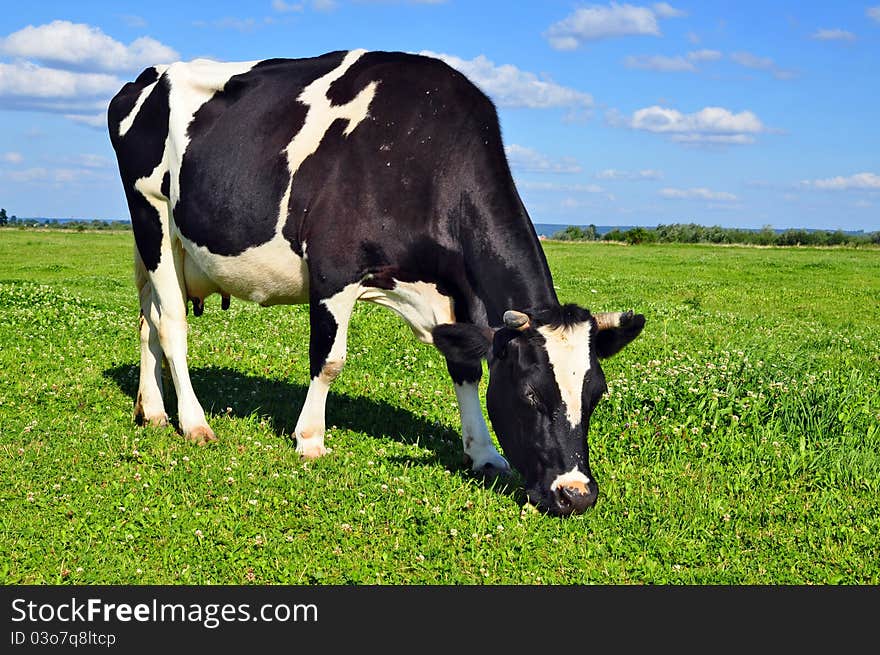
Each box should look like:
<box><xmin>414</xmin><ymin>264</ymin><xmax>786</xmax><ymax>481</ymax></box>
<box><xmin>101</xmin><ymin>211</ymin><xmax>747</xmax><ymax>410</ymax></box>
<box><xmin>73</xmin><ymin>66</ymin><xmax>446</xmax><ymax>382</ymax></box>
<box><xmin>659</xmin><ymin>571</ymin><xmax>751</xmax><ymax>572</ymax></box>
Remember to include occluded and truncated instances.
<box><xmin>308</xmin><ymin>297</ymin><xmax>338</xmax><ymax>379</ymax></box>
<box><xmin>173</xmin><ymin>52</ymin><xmax>348</xmax><ymax>256</ymax></box>
<box><xmin>445</xmin><ymin>359</ymin><xmax>483</xmax><ymax>385</ymax></box>
<box><xmin>434</xmin><ymin>322</ymin><xmax>488</xmax><ymax>385</ymax></box>
<box><xmin>433</xmin><ymin>323</ymin><xmax>492</xmax><ymax>364</ymax></box>
<box><xmin>161</xmin><ymin>171</ymin><xmax>170</xmax><ymax>198</ymax></box>
<box><xmin>107</xmin><ymin>67</ymin><xmax>160</xmax><ymax>127</ymax></box>
<box><xmin>358</xmin><ymin>241</ymin><xmax>388</xmax><ymax>272</ymax></box>
<box><xmin>108</xmin><ymin>72</ymin><xmax>171</xmax><ymax>271</ymax></box>
<box><xmin>135</xmin><ymin>67</ymin><xmax>160</xmax><ymax>86</ymax></box>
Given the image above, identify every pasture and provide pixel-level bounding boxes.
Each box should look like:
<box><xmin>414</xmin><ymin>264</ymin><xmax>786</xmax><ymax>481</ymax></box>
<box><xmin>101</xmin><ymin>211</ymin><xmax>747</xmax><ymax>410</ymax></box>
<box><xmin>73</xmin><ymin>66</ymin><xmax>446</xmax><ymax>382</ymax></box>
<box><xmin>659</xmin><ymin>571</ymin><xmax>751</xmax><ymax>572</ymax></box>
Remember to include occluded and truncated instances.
<box><xmin>1</xmin><ymin>229</ymin><xmax>878</xmax><ymax>584</ymax></box>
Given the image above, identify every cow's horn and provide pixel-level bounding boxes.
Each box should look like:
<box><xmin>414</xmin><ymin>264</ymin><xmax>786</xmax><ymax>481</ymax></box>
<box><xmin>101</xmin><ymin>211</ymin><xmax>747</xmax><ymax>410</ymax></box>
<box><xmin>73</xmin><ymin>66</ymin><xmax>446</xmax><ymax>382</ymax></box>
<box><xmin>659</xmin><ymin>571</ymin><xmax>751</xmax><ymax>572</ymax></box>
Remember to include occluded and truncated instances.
<box><xmin>594</xmin><ymin>311</ymin><xmax>630</xmax><ymax>331</ymax></box>
<box><xmin>503</xmin><ymin>310</ymin><xmax>531</xmax><ymax>331</ymax></box>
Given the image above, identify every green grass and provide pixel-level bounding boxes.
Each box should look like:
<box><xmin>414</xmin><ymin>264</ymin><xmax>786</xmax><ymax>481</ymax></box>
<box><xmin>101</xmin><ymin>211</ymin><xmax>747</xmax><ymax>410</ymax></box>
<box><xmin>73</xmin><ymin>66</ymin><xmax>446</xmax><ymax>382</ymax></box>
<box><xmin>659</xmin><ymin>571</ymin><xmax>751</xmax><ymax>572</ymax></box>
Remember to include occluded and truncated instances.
<box><xmin>1</xmin><ymin>229</ymin><xmax>878</xmax><ymax>584</ymax></box>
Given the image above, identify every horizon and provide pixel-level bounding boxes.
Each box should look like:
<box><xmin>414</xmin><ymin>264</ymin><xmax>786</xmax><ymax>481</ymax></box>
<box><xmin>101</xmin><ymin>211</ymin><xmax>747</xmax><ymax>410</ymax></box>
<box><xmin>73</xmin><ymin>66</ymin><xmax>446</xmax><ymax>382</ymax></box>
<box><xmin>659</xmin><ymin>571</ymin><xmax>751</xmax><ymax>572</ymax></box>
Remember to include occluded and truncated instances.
<box><xmin>7</xmin><ymin>216</ymin><xmax>875</xmax><ymax>236</ymax></box>
<box><xmin>1</xmin><ymin>2</ymin><xmax>879</xmax><ymax>232</ymax></box>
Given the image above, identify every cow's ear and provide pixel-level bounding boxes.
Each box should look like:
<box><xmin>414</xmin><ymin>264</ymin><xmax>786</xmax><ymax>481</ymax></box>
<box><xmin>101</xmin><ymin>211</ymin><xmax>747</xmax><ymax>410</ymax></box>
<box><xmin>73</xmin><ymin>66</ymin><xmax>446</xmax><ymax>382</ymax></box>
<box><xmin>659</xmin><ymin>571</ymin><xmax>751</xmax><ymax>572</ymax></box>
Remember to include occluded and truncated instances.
<box><xmin>432</xmin><ymin>323</ymin><xmax>494</xmax><ymax>363</ymax></box>
<box><xmin>594</xmin><ymin>313</ymin><xmax>646</xmax><ymax>359</ymax></box>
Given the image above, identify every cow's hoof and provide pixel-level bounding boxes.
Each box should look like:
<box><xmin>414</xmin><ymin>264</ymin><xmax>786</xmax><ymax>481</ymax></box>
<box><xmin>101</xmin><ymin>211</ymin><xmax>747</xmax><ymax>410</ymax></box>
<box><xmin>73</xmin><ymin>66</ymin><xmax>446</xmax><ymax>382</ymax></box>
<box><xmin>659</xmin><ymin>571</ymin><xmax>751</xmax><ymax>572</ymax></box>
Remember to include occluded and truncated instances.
<box><xmin>186</xmin><ymin>425</ymin><xmax>217</xmax><ymax>446</ymax></box>
<box><xmin>296</xmin><ymin>437</ymin><xmax>327</xmax><ymax>460</ymax></box>
<box><xmin>134</xmin><ymin>404</ymin><xmax>169</xmax><ymax>427</ymax></box>
<box><xmin>135</xmin><ymin>412</ymin><xmax>169</xmax><ymax>428</ymax></box>
<box><xmin>145</xmin><ymin>414</ymin><xmax>169</xmax><ymax>428</ymax></box>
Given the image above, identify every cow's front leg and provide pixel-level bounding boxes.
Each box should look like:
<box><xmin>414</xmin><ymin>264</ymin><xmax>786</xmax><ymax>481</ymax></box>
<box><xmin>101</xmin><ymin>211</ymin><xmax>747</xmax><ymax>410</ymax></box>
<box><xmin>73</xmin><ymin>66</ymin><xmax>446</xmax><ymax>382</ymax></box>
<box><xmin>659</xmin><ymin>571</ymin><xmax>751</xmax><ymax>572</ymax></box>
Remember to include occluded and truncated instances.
<box><xmin>294</xmin><ymin>285</ymin><xmax>359</xmax><ymax>459</ymax></box>
<box><xmin>447</xmin><ymin>361</ymin><xmax>510</xmax><ymax>475</ymax></box>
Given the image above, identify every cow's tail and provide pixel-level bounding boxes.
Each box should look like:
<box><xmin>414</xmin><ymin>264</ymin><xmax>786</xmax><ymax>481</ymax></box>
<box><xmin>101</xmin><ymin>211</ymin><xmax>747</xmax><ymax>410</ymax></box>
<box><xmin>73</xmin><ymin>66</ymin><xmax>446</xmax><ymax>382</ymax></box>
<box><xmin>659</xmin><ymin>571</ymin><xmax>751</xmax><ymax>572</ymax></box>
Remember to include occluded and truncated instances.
<box><xmin>134</xmin><ymin>247</ymin><xmax>150</xmax><ymax>308</ymax></box>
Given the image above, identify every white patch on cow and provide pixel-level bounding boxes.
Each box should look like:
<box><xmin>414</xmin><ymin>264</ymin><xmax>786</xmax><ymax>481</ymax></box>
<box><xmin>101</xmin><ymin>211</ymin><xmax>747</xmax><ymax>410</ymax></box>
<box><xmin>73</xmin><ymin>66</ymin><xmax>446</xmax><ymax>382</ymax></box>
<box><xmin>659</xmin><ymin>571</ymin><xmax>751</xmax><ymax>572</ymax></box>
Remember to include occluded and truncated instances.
<box><xmin>177</xmin><ymin>234</ymin><xmax>310</xmax><ymax>306</ymax></box>
<box><xmin>453</xmin><ymin>382</ymin><xmax>510</xmax><ymax>472</ymax></box>
<box><xmin>359</xmin><ymin>280</ymin><xmax>454</xmax><ymax>343</ymax></box>
<box><xmin>550</xmin><ymin>466</ymin><xmax>591</xmax><ymax>492</ymax></box>
<box><xmin>538</xmin><ymin>322</ymin><xmax>592</xmax><ymax>428</ymax></box>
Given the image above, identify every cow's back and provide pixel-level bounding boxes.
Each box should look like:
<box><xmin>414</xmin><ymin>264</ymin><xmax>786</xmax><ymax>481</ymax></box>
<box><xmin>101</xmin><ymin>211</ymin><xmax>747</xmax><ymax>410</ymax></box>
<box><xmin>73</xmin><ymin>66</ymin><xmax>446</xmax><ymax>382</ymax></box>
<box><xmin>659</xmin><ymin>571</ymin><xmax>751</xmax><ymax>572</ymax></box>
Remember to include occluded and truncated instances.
<box><xmin>109</xmin><ymin>49</ymin><xmax>507</xmax><ymax>307</ymax></box>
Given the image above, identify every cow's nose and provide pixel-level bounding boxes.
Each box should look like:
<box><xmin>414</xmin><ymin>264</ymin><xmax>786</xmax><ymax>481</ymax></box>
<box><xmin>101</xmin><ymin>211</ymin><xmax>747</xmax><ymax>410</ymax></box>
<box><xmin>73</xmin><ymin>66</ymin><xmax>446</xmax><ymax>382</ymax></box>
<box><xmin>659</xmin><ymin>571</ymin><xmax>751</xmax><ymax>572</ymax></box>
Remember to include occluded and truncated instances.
<box><xmin>555</xmin><ymin>482</ymin><xmax>598</xmax><ymax>516</ymax></box>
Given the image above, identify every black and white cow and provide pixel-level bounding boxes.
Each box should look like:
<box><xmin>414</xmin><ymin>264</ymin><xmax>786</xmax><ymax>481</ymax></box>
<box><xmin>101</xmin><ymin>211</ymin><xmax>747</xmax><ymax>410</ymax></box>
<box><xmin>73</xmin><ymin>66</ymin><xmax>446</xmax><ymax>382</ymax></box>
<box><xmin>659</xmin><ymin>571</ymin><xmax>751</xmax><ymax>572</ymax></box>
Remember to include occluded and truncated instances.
<box><xmin>108</xmin><ymin>49</ymin><xmax>645</xmax><ymax>516</ymax></box>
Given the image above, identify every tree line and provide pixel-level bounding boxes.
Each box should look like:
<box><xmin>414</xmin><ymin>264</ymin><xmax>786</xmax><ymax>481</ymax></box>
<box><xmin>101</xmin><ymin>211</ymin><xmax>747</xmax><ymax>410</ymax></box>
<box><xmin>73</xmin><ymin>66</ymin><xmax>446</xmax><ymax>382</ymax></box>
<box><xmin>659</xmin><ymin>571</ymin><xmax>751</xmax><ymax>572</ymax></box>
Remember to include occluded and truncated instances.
<box><xmin>551</xmin><ymin>223</ymin><xmax>880</xmax><ymax>247</ymax></box>
<box><xmin>0</xmin><ymin>209</ymin><xmax>131</xmax><ymax>231</ymax></box>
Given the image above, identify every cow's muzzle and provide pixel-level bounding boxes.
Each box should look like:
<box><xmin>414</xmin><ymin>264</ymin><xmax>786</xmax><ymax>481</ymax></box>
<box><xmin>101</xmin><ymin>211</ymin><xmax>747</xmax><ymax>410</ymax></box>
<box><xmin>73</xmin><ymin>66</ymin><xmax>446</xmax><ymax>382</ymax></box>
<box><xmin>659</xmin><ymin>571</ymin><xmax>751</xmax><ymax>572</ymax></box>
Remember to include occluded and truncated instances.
<box><xmin>552</xmin><ymin>480</ymin><xmax>598</xmax><ymax>516</ymax></box>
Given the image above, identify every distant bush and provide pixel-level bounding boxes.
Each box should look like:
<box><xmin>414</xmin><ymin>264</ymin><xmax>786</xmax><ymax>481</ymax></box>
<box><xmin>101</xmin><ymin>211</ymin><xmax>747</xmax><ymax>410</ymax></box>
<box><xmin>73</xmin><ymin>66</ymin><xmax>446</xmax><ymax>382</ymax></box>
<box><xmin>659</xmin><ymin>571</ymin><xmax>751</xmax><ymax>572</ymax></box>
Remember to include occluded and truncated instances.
<box><xmin>552</xmin><ymin>222</ymin><xmax>879</xmax><ymax>247</ymax></box>
<box><xmin>552</xmin><ymin>224</ymin><xmax>598</xmax><ymax>241</ymax></box>
<box><xmin>1</xmin><ymin>217</ymin><xmax>131</xmax><ymax>231</ymax></box>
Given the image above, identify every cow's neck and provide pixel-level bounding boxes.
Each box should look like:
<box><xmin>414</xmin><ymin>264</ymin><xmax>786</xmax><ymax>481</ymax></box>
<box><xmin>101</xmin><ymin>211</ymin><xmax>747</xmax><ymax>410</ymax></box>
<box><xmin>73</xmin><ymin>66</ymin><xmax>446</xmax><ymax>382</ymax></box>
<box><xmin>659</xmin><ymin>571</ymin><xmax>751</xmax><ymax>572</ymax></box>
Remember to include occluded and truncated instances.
<box><xmin>456</xmin><ymin>190</ymin><xmax>560</xmax><ymax>328</ymax></box>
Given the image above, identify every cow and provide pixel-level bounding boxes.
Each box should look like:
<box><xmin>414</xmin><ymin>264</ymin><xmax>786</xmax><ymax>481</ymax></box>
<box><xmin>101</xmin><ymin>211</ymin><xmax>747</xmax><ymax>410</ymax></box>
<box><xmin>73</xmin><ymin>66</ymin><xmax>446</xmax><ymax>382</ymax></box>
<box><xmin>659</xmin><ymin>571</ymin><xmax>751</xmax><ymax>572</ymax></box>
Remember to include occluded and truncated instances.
<box><xmin>108</xmin><ymin>49</ymin><xmax>645</xmax><ymax>517</ymax></box>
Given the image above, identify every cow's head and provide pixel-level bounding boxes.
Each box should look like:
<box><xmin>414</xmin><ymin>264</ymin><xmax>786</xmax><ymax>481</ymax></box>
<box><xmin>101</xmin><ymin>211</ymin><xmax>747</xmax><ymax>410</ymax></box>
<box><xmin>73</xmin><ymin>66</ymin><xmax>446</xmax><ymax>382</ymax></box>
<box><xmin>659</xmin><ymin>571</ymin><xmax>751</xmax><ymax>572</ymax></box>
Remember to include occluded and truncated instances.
<box><xmin>433</xmin><ymin>304</ymin><xmax>645</xmax><ymax>517</ymax></box>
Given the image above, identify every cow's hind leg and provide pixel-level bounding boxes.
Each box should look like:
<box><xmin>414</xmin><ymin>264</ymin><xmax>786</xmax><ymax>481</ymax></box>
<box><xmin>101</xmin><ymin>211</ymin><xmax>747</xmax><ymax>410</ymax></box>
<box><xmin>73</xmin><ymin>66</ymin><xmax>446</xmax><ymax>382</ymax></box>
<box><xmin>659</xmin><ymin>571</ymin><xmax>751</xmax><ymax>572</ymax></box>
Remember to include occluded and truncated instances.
<box><xmin>294</xmin><ymin>284</ymin><xmax>360</xmax><ymax>459</ymax></box>
<box><xmin>148</xmin><ymin>239</ymin><xmax>216</xmax><ymax>445</ymax></box>
<box><xmin>133</xmin><ymin>251</ymin><xmax>168</xmax><ymax>427</ymax></box>
<box><xmin>447</xmin><ymin>361</ymin><xmax>510</xmax><ymax>475</ymax></box>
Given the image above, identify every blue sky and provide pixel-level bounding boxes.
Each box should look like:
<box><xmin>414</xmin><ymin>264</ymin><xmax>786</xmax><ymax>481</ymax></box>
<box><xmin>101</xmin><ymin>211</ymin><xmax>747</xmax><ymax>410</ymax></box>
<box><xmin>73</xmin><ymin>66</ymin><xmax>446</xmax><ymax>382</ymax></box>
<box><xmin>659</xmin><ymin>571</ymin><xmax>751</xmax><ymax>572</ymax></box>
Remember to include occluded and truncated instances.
<box><xmin>1</xmin><ymin>1</ymin><xmax>878</xmax><ymax>231</ymax></box>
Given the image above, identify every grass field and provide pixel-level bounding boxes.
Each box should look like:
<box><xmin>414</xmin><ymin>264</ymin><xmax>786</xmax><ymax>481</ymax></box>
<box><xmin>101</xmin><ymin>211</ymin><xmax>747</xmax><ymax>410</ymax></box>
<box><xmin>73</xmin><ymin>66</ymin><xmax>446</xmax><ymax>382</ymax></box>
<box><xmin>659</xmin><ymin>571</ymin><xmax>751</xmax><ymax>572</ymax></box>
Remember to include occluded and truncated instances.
<box><xmin>1</xmin><ymin>229</ymin><xmax>878</xmax><ymax>584</ymax></box>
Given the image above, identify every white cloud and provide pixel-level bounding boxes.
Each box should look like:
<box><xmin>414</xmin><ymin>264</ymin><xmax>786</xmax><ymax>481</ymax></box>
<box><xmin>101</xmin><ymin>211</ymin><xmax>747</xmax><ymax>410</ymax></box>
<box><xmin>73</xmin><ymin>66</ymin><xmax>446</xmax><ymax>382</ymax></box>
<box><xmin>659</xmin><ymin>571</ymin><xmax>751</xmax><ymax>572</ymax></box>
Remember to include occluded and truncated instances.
<box><xmin>730</xmin><ymin>51</ymin><xmax>796</xmax><ymax>80</ymax></box>
<box><xmin>688</xmin><ymin>49</ymin><xmax>722</xmax><ymax>62</ymax></box>
<box><xmin>623</xmin><ymin>49</ymin><xmax>723</xmax><ymax>73</ymax></box>
<box><xmin>623</xmin><ymin>54</ymin><xmax>696</xmax><ymax>72</ymax></box>
<box><xmin>800</xmin><ymin>172</ymin><xmax>880</xmax><ymax>190</ymax></box>
<box><xmin>652</xmin><ymin>3</ymin><xmax>686</xmax><ymax>18</ymax></box>
<box><xmin>0</xmin><ymin>61</ymin><xmax>117</xmax><ymax>129</ymax></box>
<box><xmin>505</xmin><ymin>144</ymin><xmax>583</xmax><ymax>174</ymax></box>
<box><xmin>544</xmin><ymin>2</ymin><xmax>685</xmax><ymax>50</ymax></box>
<box><xmin>2</xmin><ymin>151</ymin><xmax>23</xmax><ymax>164</ymax></box>
<box><xmin>596</xmin><ymin>168</ymin><xmax>663</xmax><ymax>180</ymax></box>
<box><xmin>0</xmin><ymin>61</ymin><xmax>121</xmax><ymax>99</ymax></box>
<box><xmin>0</xmin><ymin>165</ymin><xmax>111</xmax><ymax>183</ymax></box>
<box><xmin>272</xmin><ymin>0</ymin><xmax>305</xmax><ymax>11</ymax></box>
<box><xmin>4</xmin><ymin>167</ymin><xmax>48</xmax><ymax>182</ymax></box>
<box><xmin>660</xmin><ymin>187</ymin><xmax>738</xmax><ymax>201</ymax></box>
<box><xmin>868</xmin><ymin>7</ymin><xmax>880</xmax><ymax>23</ymax></box>
<box><xmin>0</xmin><ymin>21</ymin><xmax>177</xmax><ymax>128</ymax></box>
<box><xmin>419</xmin><ymin>51</ymin><xmax>593</xmax><ymax>113</ymax></box>
<box><xmin>610</xmin><ymin>105</ymin><xmax>766</xmax><ymax>145</ymax></box>
<box><xmin>811</xmin><ymin>29</ymin><xmax>857</xmax><ymax>42</ymax></box>
<box><xmin>63</xmin><ymin>113</ymin><xmax>107</xmax><ymax>129</ymax></box>
<box><xmin>669</xmin><ymin>134</ymin><xmax>757</xmax><ymax>145</ymax></box>
<box><xmin>0</xmin><ymin>20</ymin><xmax>179</xmax><ymax>72</ymax></box>
<box><xmin>272</xmin><ymin>0</ymin><xmax>341</xmax><ymax>10</ymax></box>
<box><xmin>518</xmin><ymin>180</ymin><xmax>604</xmax><ymax>193</ymax></box>
<box><xmin>72</xmin><ymin>153</ymin><xmax>113</xmax><ymax>168</ymax></box>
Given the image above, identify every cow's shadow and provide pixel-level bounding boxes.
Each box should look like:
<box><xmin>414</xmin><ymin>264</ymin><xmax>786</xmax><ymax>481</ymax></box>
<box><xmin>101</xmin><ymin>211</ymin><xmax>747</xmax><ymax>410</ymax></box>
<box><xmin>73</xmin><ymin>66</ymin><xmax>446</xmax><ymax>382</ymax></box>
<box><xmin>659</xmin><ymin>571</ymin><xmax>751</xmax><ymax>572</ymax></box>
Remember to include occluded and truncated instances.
<box><xmin>103</xmin><ymin>364</ymin><xmax>524</xmax><ymax>502</ymax></box>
